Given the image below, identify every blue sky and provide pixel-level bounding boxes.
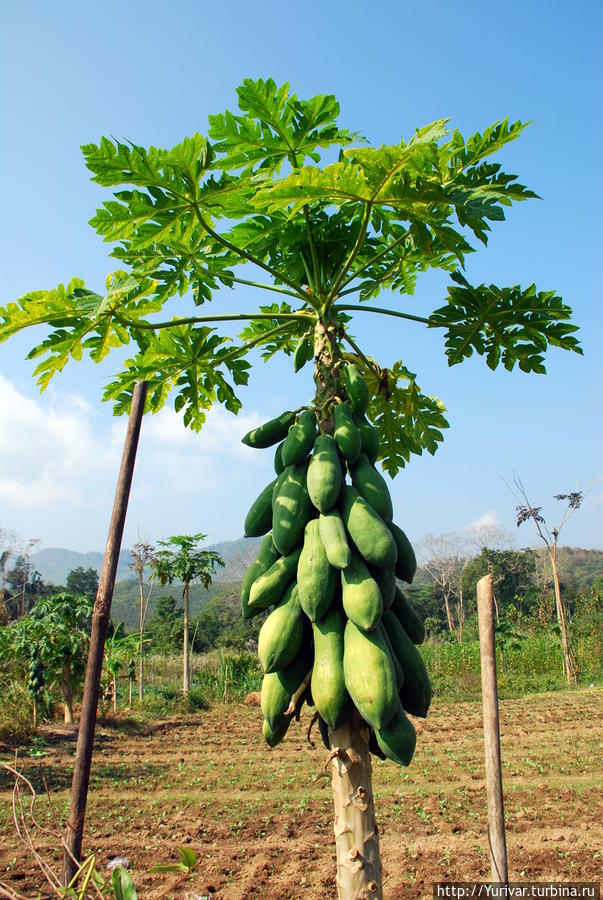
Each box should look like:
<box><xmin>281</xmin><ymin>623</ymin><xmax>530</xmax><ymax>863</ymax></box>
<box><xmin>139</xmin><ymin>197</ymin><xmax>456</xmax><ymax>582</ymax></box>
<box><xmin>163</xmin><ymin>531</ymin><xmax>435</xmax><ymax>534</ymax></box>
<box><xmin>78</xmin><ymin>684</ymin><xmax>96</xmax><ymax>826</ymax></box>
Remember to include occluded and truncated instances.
<box><xmin>0</xmin><ymin>0</ymin><xmax>601</xmax><ymax>555</ymax></box>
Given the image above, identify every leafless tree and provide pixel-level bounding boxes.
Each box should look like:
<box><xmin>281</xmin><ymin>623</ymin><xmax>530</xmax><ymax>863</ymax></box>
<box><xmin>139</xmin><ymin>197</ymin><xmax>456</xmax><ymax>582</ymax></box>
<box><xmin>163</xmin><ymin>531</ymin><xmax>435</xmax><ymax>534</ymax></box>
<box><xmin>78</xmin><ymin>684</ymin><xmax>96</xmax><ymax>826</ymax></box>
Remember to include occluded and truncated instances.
<box><xmin>506</xmin><ymin>472</ymin><xmax>584</xmax><ymax>684</ymax></box>
<box><xmin>0</xmin><ymin>526</ymin><xmax>18</xmax><ymax>624</ymax></box>
<box><xmin>418</xmin><ymin>532</ymin><xmax>472</xmax><ymax>641</ymax></box>
<box><xmin>129</xmin><ymin>537</ymin><xmax>157</xmax><ymax>702</ymax></box>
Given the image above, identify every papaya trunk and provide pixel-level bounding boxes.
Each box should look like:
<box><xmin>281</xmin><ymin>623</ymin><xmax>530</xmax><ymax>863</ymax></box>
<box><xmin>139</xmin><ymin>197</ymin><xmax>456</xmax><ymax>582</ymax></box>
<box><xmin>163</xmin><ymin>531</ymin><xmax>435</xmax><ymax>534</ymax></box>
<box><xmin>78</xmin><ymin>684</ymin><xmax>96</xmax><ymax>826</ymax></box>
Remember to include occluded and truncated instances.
<box><xmin>314</xmin><ymin>316</ymin><xmax>383</xmax><ymax>899</ymax></box>
<box><xmin>550</xmin><ymin>544</ymin><xmax>575</xmax><ymax>684</ymax></box>
<box><xmin>183</xmin><ymin>583</ymin><xmax>190</xmax><ymax>694</ymax></box>
<box><xmin>329</xmin><ymin>714</ymin><xmax>382</xmax><ymax>899</ymax></box>
<box><xmin>62</xmin><ymin>659</ymin><xmax>73</xmax><ymax>725</ymax></box>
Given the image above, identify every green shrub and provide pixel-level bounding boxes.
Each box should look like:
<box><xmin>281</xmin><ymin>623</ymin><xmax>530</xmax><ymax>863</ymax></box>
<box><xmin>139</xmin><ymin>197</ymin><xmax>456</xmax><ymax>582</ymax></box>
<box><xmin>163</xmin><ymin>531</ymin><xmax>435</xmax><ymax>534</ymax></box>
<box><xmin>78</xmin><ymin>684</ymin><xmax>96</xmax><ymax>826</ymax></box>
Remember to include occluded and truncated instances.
<box><xmin>0</xmin><ymin>679</ymin><xmax>36</xmax><ymax>743</ymax></box>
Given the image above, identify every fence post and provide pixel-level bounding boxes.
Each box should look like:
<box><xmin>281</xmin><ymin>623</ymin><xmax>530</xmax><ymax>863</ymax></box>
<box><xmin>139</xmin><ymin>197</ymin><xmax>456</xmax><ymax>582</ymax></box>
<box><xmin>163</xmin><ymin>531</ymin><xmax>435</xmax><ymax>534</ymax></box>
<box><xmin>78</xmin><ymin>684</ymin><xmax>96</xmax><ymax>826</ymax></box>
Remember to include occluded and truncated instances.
<box><xmin>477</xmin><ymin>574</ymin><xmax>508</xmax><ymax>884</ymax></box>
<box><xmin>61</xmin><ymin>382</ymin><xmax>147</xmax><ymax>885</ymax></box>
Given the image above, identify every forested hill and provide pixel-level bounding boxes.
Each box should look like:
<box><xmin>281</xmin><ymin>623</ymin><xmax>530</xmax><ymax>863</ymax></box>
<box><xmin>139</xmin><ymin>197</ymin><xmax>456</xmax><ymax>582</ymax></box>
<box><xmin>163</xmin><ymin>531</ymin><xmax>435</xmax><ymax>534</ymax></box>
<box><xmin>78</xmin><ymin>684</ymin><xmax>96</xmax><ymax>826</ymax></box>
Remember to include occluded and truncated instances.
<box><xmin>31</xmin><ymin>537</ymin><xmax>261</xmax><ymax>587</ymax></box>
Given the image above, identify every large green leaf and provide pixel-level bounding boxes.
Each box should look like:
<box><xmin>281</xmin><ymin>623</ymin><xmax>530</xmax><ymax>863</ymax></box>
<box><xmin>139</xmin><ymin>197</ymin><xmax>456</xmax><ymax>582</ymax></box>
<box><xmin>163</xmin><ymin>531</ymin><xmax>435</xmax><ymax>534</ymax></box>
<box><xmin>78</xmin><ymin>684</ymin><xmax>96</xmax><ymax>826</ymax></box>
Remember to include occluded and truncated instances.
<box><xmin>209</xmin><ymin>77</ymin><xmax>360</xmax><ymax>173</ymax></box>
<box><xmin>354</xmin><ymin>360</ymin><xmax>449</xmax><ymax>475</ymax></box>
<box><xmin>430</xmin><ymin>272</ymin><xmax>582</xmax><ymax>372</ymax></box>
<box><xmin>102</xmin><ymin>325</ymin><xmax>250</xmax><ymax>429</ymax></box>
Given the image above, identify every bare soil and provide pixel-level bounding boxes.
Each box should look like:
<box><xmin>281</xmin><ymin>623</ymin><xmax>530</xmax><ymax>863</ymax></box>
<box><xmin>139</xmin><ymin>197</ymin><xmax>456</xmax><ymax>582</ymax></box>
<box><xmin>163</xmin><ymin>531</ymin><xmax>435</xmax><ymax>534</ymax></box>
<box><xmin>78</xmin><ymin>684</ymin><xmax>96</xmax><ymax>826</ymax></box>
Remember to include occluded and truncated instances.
<box><xmin>1</xmin><ymin>689</ymin><xmax>601</xmax><ymax>898</ymax></box>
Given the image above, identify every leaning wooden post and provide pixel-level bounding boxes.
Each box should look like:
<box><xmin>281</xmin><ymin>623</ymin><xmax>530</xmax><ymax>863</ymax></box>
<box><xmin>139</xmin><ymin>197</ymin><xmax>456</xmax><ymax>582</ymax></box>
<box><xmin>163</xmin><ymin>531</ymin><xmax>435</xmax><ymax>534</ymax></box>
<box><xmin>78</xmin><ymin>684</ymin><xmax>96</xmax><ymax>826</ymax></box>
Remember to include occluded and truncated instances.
<box><xmin>61</xmin><ymin>382</ymin><xmax>148</xmax><ymax>886</ymax></box>
<box><xmin>477</xmin><ymin>574</ymin><xmax>508</xmax><ymax>884</ymax></box>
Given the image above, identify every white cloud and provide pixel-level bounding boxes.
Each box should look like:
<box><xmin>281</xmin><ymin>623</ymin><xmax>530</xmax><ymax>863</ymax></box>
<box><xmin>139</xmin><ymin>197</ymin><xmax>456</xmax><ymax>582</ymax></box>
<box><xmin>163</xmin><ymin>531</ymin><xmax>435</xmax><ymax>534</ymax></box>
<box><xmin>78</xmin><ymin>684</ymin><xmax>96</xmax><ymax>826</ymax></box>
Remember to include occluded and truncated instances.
<box><xmin>466</xmin><ymin>509</ymin><xmax>501</xmax><ymax>530</ymax></box>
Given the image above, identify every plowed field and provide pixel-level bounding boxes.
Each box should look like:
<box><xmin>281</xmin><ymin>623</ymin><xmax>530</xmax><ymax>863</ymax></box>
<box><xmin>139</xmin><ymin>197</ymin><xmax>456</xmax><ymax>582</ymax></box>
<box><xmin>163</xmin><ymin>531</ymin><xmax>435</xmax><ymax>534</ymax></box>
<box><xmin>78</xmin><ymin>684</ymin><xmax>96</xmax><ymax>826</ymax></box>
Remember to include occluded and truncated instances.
<box><xmin>1</xmin><ymin>689</ymin><xmax>601</xmax><ymax>898</ymax></box>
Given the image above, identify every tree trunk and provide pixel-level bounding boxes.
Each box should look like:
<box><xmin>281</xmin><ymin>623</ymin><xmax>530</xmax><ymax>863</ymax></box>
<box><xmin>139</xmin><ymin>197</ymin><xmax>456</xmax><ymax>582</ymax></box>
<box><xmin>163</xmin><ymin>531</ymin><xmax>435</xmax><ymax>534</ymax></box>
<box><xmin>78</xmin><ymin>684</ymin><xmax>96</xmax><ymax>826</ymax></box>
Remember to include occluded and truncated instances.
<box><xmin>550</xmin><ymin>544</ymin><xmax>575</xmax><ymax>684</ymax></box>
<box><xmin>314</xmin><ymin>316</ymin><xmax>383</xmax><ymax>899</ymax></box>
<box><xmin>112</xmin><ymin>676</ymin><xmax>117</xmax><ymax>713</ymax></box>
<box><xmin>443</xmin><ymin>593</ymin><xmax>455</xmax><ymax>635</ymax></box>
<box><xmin>183</xmin><ymin>583</ymin><xmax>190</xmax><ymax>694</ymax></box>
<box><xmin>329</xmin><ymin>714</ymin><xmax>382</xmax><ymax>899</ymax></box>
<box><xmin>62</xmin><ymin>659</ymin><xmax>73</xmax><ymax>725</ymax></box>
<box><xmin>139</xmin><ymin>601</ymin><xmax>144</xmax><ymax>703</ymax></box>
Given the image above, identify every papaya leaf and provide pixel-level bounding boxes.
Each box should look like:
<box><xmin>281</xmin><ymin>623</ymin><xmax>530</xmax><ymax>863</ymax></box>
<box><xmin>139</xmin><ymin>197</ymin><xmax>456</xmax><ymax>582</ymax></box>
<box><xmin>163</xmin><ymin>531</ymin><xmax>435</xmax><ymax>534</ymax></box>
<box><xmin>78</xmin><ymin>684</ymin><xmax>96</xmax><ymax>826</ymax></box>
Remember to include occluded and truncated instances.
<box><xmin>209</xmin><ymin>77</ymin><xmax>360</xmax><ymax>173</ymax></box>
<box><xmin>102</xmin><ymin>325</ymin><xmax>250</xmax><ymax>429</ymax></box>
<box><xmin>237</xmin><ymin>303</ymin><xmax>309</xmax><ymax>361</ymax></box>
<box><xmin>111</xmin><ymin>867</ymin><xmax>138</xmax><ymax>900</ymax></box>
<box><xmin>360</xmin><ymin>361</ymin><xmax>449</xmax><ymax>476</ymax></box>
<box><xmin>430</xmin><ymin>273</ymin><xmax>582</xmax><ymax>372</ymax></box>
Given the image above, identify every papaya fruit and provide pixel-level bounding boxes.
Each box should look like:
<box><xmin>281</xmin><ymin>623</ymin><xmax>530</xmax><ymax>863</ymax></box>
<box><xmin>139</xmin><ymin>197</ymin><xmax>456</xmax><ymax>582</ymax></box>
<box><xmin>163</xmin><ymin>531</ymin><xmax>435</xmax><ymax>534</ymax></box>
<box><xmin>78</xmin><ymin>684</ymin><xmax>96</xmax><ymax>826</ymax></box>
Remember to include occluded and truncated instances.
<box><xmin>306</xmin><ymin>434</ymin><xmax>342</xmax><ymax>513</ymax></box>
<box><xmin>341</xmin><ymin>552</ymin><xmax>383</xmax><ymax>632</ymax></box>
<box><xmin>317</xmin><ymin>715</ymin><xmax>331</xmax><ymax>750</ymax></box>
<box><xmin>311</xmin><ymin>608</ymin><xmax>352</xmax><ymax>730</ymax></box>
<box><xmin>351</xmin><ymin>453</ymin><xmax>393</xmax><ymax>523</ymax></box>
<box><xmin>274</xmin><ymin>441</ymin><xmax>285</xmax><ymax>474</ymax></box>
<box><xmin>358</xmin><ymin>419</ymin><xmax>379</xmax><ymax>465</ymax></box>
<box><xmin>262</xmin><ymin>717</ymin><xmax>289</xmax><ymax>747</ymax></box>
<box><xmin>333</xmin><ymin>403</ymin><xmax>361</xmax><ymax>464</ymax></box>
<box><xmin>297</xmin><ymin>519</ymin><xmax>337</xmax><ymax>622</ymax></box>
<box><xmin>242</xmin><ymin>410</ymin><xmax>297</xmax><ymax>448</ymax></box>
<box><xmin>390</xmin><ymin>522</ymin><xmax>417</xmax><ymax>583</ymax></box>
<box><xmin>281</xmin><ymin>409</ymin><xmax>317</xmax><ymax>467</ymax></box>
<box><xmin>370</xmin><ymin>565</ymin><xmax>396</xmax><ymax>614</ymax></box>
<box><xmin>374</xmin><ymin>701</ymin><xmax>417</xmax><ymax>766</ymax></box>
<box><xmin>272</xmin><ymin>463</ymin><xmax>312</xmax><ymax>556</ymax></box>
<box><xmin>318</xmin><ymin>510</ymin><xmax>351</xmax><ymax>570</ymax></box>
<box><xmin>343</xmin><ymin>619</ymin><xmax>398</xmax><ymax>730</ymax></box>
<box><xmin>241</xmin><ymin>533</ymin><xmax>281</xmax><ymax>620</ymax></box>
<box><xmin>344</xmin><ymin>364</ymin><xmax>369</xmax><ymax>417</ymax></box>
<box><xmin>383</xmin><ymin>610</ymin><xmax>431</xmax><ymax>718</ymax></box>
<box><xmin>379</xmin><ymin>622</ymin><xmax>404</xmax><ymax>691</ymax></box>
<box><xmin>261</xmin><ymin>648</ymin><xmax>312</xmax><ymax>730</ymax></box>
<box><xmin>248</xmin><ymin>546</ymin><xmax>301</xmax><ymax>612</ymax></box>
<box><xmin>340</xmin><ymin>486</ymin><xmax>397</xmax><ymax>570</ymax></box>
<box><xmin>244</xmin><ymin>477</ymin><xmax>278</xmax><ymax>537</ymax></box>
<box><xmin>392</xmin><ymin>587</ymin><xmax>425</xmax><ymax>645</ymax></box>
<box><xmin>258</xmin><ymin>583</ymin><xmax>304</xmax><ymax>673</ymax></box>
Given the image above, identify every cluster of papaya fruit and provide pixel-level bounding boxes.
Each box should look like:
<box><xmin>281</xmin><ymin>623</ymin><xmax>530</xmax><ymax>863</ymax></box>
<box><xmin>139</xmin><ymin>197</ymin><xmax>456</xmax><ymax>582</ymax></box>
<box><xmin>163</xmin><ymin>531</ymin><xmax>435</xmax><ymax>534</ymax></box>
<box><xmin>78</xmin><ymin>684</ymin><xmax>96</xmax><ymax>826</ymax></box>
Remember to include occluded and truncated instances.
<box><xmin>240</xmin><ymin>364</ymin><xmax>431</xmax><ymax>767</ymax></box>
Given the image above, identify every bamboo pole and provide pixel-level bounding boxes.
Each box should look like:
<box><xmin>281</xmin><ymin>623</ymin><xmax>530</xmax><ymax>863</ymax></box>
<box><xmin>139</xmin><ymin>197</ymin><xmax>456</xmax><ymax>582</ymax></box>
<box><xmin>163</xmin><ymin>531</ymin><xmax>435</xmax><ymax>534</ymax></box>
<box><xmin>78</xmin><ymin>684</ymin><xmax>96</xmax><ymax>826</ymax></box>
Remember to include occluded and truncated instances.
<box><xmin>477</xmin><ymin>574</ymin><xmax>508</xmax><ymax>884</ymax></box>
<box><xmin>61</xmin><ymin>382</ymin><xmax>147</xmax><ymax>885</ymax></box>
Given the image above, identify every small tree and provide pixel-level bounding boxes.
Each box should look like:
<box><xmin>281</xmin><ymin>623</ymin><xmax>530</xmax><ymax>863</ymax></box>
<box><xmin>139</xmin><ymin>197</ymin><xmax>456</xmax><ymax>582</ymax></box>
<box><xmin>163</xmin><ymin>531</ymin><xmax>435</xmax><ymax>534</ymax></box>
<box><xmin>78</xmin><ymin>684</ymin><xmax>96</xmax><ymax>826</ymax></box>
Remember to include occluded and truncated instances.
<box><xmin>11</xmin><ymin>592</ymin><xmax>93</xmax><ymax>724</ymax></box>
<box><xmin>418</xmin><ymin>532</ymin><xmax>471</xmax><ymax>640</ymax></box>
<box><xmin>153</xmin><ymin>534</ymin><xmax>224</xmax><ymax>693</ymax></box>
<box><xmin>148</xmin><ymin>594</ymin><xmax>182</xmax><ymax>655</ymax></box>
<box><xmin>129</xmin><ymin>539</ymin><xmax>157</xmax><ymax>701</ymax></box>
<box><xmin>103</xmin><ymin>624</ymin><xmax>140</xmax><ymax>713</ymax></box>
<box><xmin>509</xmin><ymin>473</ymin><xmax>584</xmax><ymax>683</ymax></box>
<box><xmin>65</xmin><ymin>566</ymin><xmax>100</xmax><ymax>597</ymax></box>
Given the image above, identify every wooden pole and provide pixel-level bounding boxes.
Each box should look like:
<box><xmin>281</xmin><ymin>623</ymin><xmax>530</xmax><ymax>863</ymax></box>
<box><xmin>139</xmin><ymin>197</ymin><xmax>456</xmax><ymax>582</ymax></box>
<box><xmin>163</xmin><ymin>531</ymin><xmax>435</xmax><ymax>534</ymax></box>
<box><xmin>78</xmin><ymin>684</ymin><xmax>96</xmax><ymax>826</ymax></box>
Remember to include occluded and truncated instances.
<box><xmin>477</xmin><ymin>574</ymin><xmax>508</xmax><ymax>884</ymax></box>
<box><xmin>61</xmin><ymin>382</ymin><xmax>147</xmax><ymax>885</ymax></box>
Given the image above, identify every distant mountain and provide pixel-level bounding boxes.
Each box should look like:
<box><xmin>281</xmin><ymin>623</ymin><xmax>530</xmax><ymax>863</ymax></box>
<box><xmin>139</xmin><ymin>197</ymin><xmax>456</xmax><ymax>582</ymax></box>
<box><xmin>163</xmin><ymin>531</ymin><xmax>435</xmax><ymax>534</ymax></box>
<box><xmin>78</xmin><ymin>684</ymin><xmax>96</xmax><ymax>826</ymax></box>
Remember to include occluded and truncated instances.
<box><xmin>31</xmin><ymin>537</ymin><xmax>262</xmax><ymax>587</ymax></box>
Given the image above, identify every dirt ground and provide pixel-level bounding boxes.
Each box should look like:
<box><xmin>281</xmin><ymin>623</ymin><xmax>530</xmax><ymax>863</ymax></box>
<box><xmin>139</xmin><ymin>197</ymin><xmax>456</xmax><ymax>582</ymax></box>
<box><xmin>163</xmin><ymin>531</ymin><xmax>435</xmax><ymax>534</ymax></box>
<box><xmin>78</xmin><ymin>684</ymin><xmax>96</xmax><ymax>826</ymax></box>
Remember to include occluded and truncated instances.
<box><xmin>1</xmin><ymin>688</ymin><xmax>601</xmax><ymax>899</ymax></box>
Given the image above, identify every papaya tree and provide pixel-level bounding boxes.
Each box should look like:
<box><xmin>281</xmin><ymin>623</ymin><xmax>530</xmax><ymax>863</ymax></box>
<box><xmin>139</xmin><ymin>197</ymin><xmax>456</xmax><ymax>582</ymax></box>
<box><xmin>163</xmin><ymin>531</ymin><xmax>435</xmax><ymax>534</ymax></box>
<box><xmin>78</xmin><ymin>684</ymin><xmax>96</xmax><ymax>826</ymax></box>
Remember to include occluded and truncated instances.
<box><xmin>152</xmin><ymin>534</ymin><xmax>224</xmax><ymax>694</ymax></box>
<box><xmin>0</xmin><ymin>79</ymin><xmax>581</xmax><ymax>897</ymax></box>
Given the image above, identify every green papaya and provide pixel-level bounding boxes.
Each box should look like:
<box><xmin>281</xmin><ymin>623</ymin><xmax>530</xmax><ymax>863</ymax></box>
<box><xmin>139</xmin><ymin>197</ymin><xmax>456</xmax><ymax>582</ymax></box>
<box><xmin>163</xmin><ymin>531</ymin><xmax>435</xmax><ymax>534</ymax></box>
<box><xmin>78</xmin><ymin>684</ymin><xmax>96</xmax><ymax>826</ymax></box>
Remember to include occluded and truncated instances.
<box><xmin>258</xmin><ymin>583</ymin><xmax>304</xmax><ymax>673</ymax></box>
<box><xmin>244</xmin><ymin>477</ymin><xmax>278</xmax><ymax>537</ymax></box>
<box><xmin>383</xmin><ymin>610</ymin><xmax>431</xmax><ymax>718</ymax></box>
<box><xmin>272</xmin><ymin>463</ymin><xmax>312</xmax><ymax>556</ymax></box>
<box><xmin>343</xmin><ymin>619</ymin><xmax>398</xmax><ymax>730</ymax></box>
<box><xmin>358</xmin><ymin>420</ymin><xmax>379</xmax><ymax>465</ymax></box>
<box><xmin>374</xmin><ymin>702</ymin><xmax>417</xmax><ymax>766</ymax></box>
<box><xmin>261</xmin><ymin>649</ymin><xmax>312</xmax><ymax>730</ymax></box>
<box><xmin>297</xmin><ymin>519</ymin><xmax>337</xmax><ymax>622</ymax></box>
<box><xmin>392</xmin><ymin>587</ymin><xmax>425</xmax><ymax>645</ymax></box>
<box><xmin>341</xmin><ymin>552</ymin><xmax>383</xmax><ymax>632</ymax></box>
<box><xmin>370</xmin><ymin>565</ymin><xmax>396</xmax><ymax>614</ymax></box>
<box><xmin>317</xmin><ymin>715</ymin><xmax>331</xmax><ymax>750</ymax></box>
<box><xmin>344</xmin><ymin>363</ymin><xmax>370</xmax><ymax>416</ymax></box>
<box><xmin>248</xmin><ymin>546</ymin><xmax>301</xmax><ymax>612</ymax></box>
<box><xmin>318</xmin><ymin>510</ymin><xmax>351</xmax><ymax>569</ymax></box>
<box><xmin>262</xmin><ymin>717</ymin><xmax>289</xmax><ymax>747</ymax></box>
<box><xmin>306</xmin><ymin>434</ymin><xmax>342</xmax><ymax>513</ymax></box>
<box><xmin>390</xmin><ymin>522</ymin><xmax>417</xmax><ymax>583</ymax></box>
<box><xmin>379</xmin><ymin>622</ymin><xmax>404</xmax><ymax>691</ymax></box>
<box><xmin>281</xmin><ymin>410</ymin><xmax>317</xmax><ymax>467</ymax></box>
<box><xmin>241</xmin><ymin>533</ymin><xmax>281</xmax><ymax>620</ymax></box>
<box><xmin>340</xmin><ymin>486</ymin><xmax>397</xmax><ymax>570</ymax></box>
<box><xmin>274</xmin><ymin>441</ymin><xmax>285</xmax><ymax>474</ymax></box>
<box><xmin>242</xmin><ymin>410</ymin><xmax>297</xmax><ymax>448</ymax></box>
<box><xmin>333</xmin><ymin>403</ymin><xmax>361</xmax><ymax>464</ymax></box>
<box><xmin>351</xmin><ymin>453</ymin><xmax>393</xmax><ymax>523</ymax></box>
<box><xmin>311</xmin><ymin>608</ymin><xmax>352</xmax><ymax>730</ymax></box>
